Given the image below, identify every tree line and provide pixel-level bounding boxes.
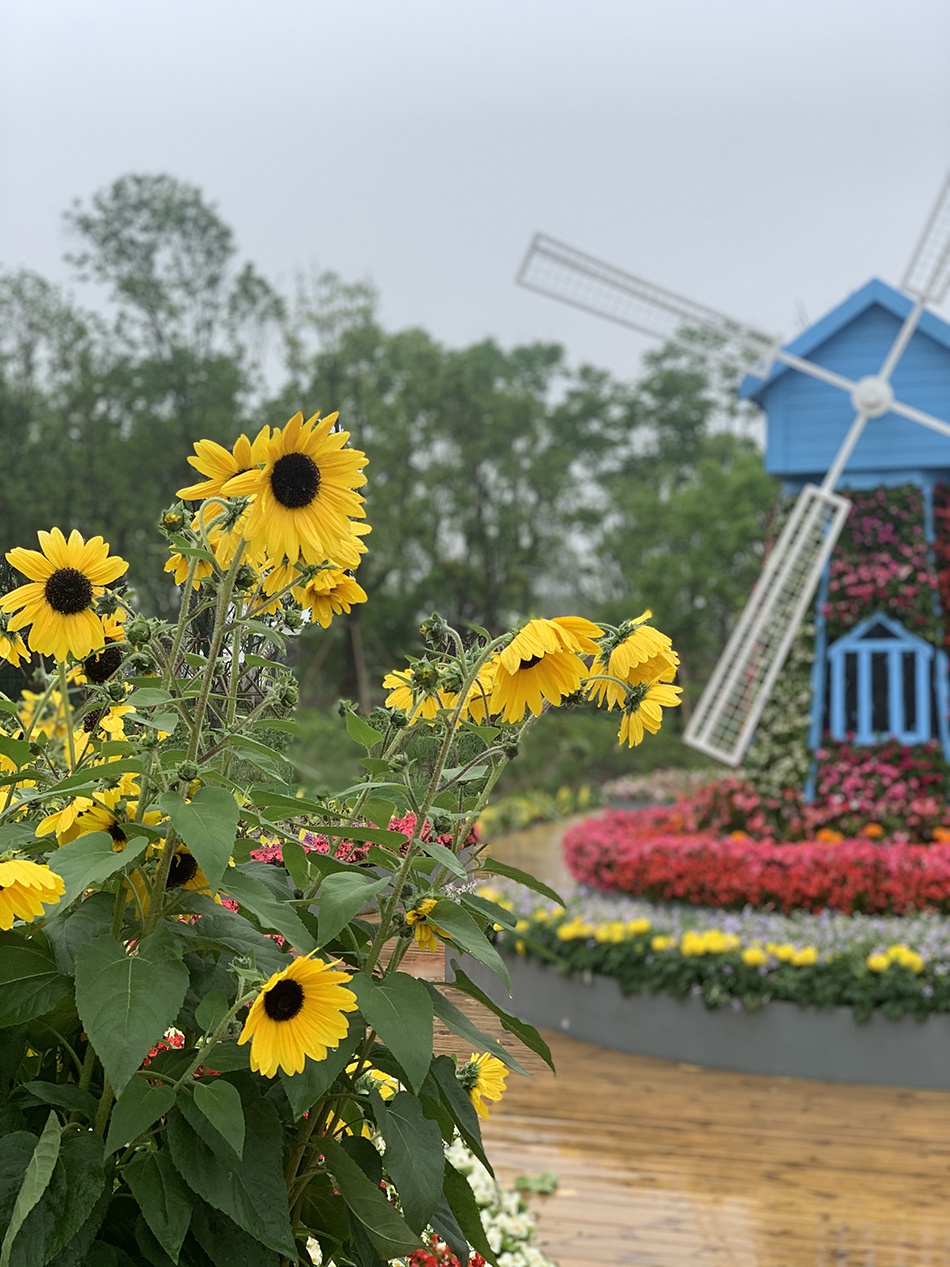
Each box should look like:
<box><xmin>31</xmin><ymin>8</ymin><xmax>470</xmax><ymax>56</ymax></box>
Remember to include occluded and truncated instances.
<box><xmin>0</xmin><ymin>173</ymin><xmax>777</xmax><ymax>707</ymax></box>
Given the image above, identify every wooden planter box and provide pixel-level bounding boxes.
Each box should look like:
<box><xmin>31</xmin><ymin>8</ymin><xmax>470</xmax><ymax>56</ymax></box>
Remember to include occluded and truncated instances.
<box><xmin>452</xmin><ymin>953</ymin><xmax>950</xmax><ymax>1089</ymax></box>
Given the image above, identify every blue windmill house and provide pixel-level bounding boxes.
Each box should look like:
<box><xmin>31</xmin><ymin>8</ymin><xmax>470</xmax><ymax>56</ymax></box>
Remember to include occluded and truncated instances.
<box><xmin>736</xmin><ymin>279</ymin><xmax>950</xmax><ymax>766</ymax></box>
<box><xmin>516</xmin><ymin>169</ymin><xmax>950</xmax><ymax>772</ymax></box>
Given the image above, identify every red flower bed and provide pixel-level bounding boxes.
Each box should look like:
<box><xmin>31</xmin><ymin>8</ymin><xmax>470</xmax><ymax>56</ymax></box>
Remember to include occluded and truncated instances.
<box><xmin>562</xmin><ymin>807</ymin><xmax>950</xmax><ymax>915</ymax></box>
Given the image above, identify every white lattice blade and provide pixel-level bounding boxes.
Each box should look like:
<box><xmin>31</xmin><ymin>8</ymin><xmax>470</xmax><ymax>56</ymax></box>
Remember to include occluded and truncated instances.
<box><xmin>684</xmin><ymin>485</ymin><xmax>852</xmax><ymax>766</ymax></box>
<box><xmin>902</xmin><ymin>170</ymin><xmax>950</xmax><ymax>304</ymax></box>
<box><xmin>517</xmin><ymin>234</ymin><xmax>776</xmax><ymax>373</ymax></box>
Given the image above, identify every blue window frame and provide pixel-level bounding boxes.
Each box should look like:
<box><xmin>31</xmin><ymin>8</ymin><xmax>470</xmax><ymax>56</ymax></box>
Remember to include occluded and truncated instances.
<box><xmin>824</xmin><ymin>614</ymin><xmax>936</xmax><ymax>745</ymax></box>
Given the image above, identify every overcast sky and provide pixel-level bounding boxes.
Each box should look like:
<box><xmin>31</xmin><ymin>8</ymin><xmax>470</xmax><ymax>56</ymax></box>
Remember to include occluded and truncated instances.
<box><xmin>2</xmin><ymin>1</ymin><xmax>949</xmax><ymax>386</ymax></box>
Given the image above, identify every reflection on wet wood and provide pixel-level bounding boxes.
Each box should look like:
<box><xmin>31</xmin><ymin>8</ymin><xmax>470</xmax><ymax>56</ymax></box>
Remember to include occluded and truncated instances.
<box><xmin>402</xmin><ymin>821</ymin><xmax>950</xmax><ymax>1266</ymax></box>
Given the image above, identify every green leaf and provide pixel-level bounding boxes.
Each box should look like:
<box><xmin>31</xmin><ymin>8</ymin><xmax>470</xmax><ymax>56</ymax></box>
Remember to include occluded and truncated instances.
<box><xmin>47</xmin><ymin>758</ymin><xmax>144</xmax><ymax>794</ymax></box>
<box><xmin>136</xmin><ymin>711</ymin><xmax>180</xmax><ymax>732</ymax></box>
<box><xmin>427</xmin><ymin>1056</ymin><xmax>491</xmax><ymax>1173</ymax></box>
<box><xmin>48</xmin><ymin>833</ymin><xmax>149</xmax><ymax>908</ymax></box>
<box><xmin>221</xmin><ymin>868</ymin><xmax>316</xmax><ymax>953</ymax></box>
<box><xmin>345</xmin><ymin>713</ymin><xmax>383</xmax><ymax>752</ymax></box>
<box><xmin>477</xmin><ymin>858</ymin><xmax>565</xmax><ymax>907</ymax></box>
<box><xmin>45</xmin><ymin>891</ymin><xmax>115</xmax><ymax>975</ymax></box>
<box><xmin>19</xmin><ymin>1081</ymin><xmax>98</xmax><ymax>1122</ymax></box>
<box><xmin>0</xmin><ymin>1110</ymin><xmax>60</xmax><ymax>1267</ymax></box>
<box><xmin>279</xmin><ymin>1024</ymin><xmax>361</xmax><ymax>1121</ymax></box>
<box><xmin>428</xmin><ymin>900</ymin><xmax>510</xmax><ymax>991</ymax></box>
<box><xmin>106</xmin><ymin>1079</ymin><xmax>176</xmax><ymax>1157</ymax></box>
<box><xmin>314</xmin><ymin>873</ymin><xmax>390</xmax><ymax>946</ymax></box>
<box><xmin>165</xmin><ymin>1099</ymin><xmax>295</xmax><ymax>1258</ymax></box>
<box><xmin>127</xmin><ymin>688</ymin><xmax>174</xmax><ymax>707</ymax></box>
<box><xmin>74</xmin><ymin>927</ymin><xmax>190</xmax><ymax>1095</ymax></box>
<box><xmin>421</xmin><ymin>981</ymin><xmax>527</xmax><ymax>1075</ymax></box>
<box><xmin>363</xmin><ymin>798</ymin><xmax>397</xmax><ymax>828</ymax></box>
<box><xmin>193</xmin><ymin>1081</ymin><xmax>244</xmax><ymax>1160</ymax></box>
<box><xmin>125</xmin><ymin>1149</ymin><xmax>193</xmax><ymax>1264</ymax></box>
<box><xmin>415</xmin><ymin>836</ymin><xmax>466</xmax><ymax>878</ymax></box>
<box><xmin>157</xmin><ymin>786</ymin><xmax>239</xmax><ymax>891</ymax></box>
<box><xmin>440</xmin><ymin>1157</ymin><xmax>498</xmax><ymax>1266</ymax></box>
<box><xmin>279</xmin><ymin>838</ymin><xmax>308</xmax><ymax>890</ymax></box>
<box><xmin>371</xmin><ymin>1091</ymin><xmax>444</xmax><ymax>1233</ymax></box>
<box><xmin>350</xmin><ymin>972</ymin><xmax>432</xmax><ymax>1093</ymax></box>
<box><xmin>447</xmin><ymin>962</ymin><xmax>554</xmax><ymax>1070</ymax></box>
<box><xmin>194</xmin><ymin>989</ymin><xmax>229</xmax><ymax>1033</ymax></box>
<box><xmin>319</xmin><ymin>1136</ymin><xmax>421</xmax><ymax>1260</ymax></box>
<box><xmin>0</xmin><ymin>735</ymin><xmax>31</xmax><ymax>767</ymax></box>
<box><xmin>461</xmin><ymin>893</ymin><xmax>518</xmax><ymax>930</ymax></box>
<box><xmin>0</xmin><ymin>934</ymin><xmax>70</xmax><ymax>1028</ymax></box>
<box><xmin>189</xmin><ymin>1197</ymin><xmax>280</xmax><ymax>1267</ymax></box>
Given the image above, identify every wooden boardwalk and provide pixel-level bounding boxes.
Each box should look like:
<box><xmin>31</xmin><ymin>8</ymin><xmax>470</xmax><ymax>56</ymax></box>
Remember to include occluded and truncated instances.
<box><xmin>410</xmin><ymin>821</ymin><xmax>950</xmax><ymax>1266</ymax></box>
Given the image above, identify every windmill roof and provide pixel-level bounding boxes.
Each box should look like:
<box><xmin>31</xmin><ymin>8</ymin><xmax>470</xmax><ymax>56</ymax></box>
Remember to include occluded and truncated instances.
<box><xmin>739</xmin><ymin>278</ymin><xmax>950</xmax><ymax>403</ymax></box>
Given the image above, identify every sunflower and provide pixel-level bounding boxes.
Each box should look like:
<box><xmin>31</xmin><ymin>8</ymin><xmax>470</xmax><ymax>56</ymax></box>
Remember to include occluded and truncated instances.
<box><xmin>489</xmin><ymin>616</ymin><xmax>603</xmax><ymax>724</ymax></box>
<box><xmin>585</xmin><ymin>612</ymin><xmax>679</xmax><ymax>710</ymax></box>
<box><xmin>81</xmin><ymin>612</ymin><xmax>127</xmax><ymax>685</ymax></box>
<box><xmin>36</xmin><ymin>797</ymin><xmax>94</xmax><ymax>844</ymax></box>
<box><xmin>237</xmin><ymin>952</ymin><xmax>358</xmax><ymax>1078</ymax></box>
<box><xmin>294</xmin><ymin>568</ymin><xmax>368</xmax><ymax>629</ymax></box>
<box><xmin>383</xmin><ymin>665</ymin><xmax>453</xmax><ymax>723</ymax></box>
<box><xmin>1</xmin><ymin>529</ymin><xmax>128</xmax><ymax>662</ymax></box>
<box><xmin>177</xmin><ymin>427</ymin><xmax>271</xmax><ymax>501</ymax></box>
<box><xmin>222</xmin><ymin>412</ymin><xmax>369</xmax><ymax>569</ymax></box>
<box><xmin>165</xmin><ymin>846</ymin><xmax>213</xmax><ymax>894</ymax></box>
<box><xmin>456</xmin><ymin>1052</ymin><xmax>508</xmax><ymax>1120</ymax></box>
<box><xmin>405</xmin><ymin>897</ymin><xmax>446</xmax><ymax>952</ymax></box>
<box><xmin>0</xmin><ymin>856</ymin><xmax>66</xmax><ymax>929</ymax></box>
<box><xmin>0</xmin><ymin>628</ymin><xmax>28</xmax><ymax>668</ymax></box>
<box><xmin>617</xmin><ymin>679</ymin><xmax>683</xmax><ymax>747</ymax></box>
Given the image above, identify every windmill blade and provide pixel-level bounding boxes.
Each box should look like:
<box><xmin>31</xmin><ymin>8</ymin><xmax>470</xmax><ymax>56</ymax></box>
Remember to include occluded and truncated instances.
<box><xmin>901</xmin><ymin>170</ymin><xmax>950</xmax><ymax>305</ymax></box>
<box><xmin>684</xmin><ymin>483</ymin><xmax>851</xmax><ymax>766</ymax></box>
<box><xmin>518</xmin><ymin>234</ymin><xmax>778</xmax><ymax>376</ymax></box>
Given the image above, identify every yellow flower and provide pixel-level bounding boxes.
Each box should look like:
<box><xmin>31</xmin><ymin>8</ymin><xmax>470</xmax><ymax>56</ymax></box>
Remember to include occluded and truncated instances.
<box><xmin>2</xmin><ymin>529</ymin><xmax>128</xmax><ymax>661</ymax></box>
<box><xmin>458</xmin><ymin>1052</ymin><xmax>507</xmax><ymax>1120</ymax></box>
<box><xmin>237</xmin><ymin>952</ymin><xmax>358</xmax><ymax>1078</ymax></box>
<box><xmin>555</xmin><ymin>917</ymin><xmax>595</xmax><ymax>941</ymax></box>
<box><xmin>293</xmin><ymin>567</ymin><xmax>367</xmax><ymax>629</ymax></box>
<box><xmin>651</xmin><ymin>934</ymin><xmax>674</xmax><ymax>951</ymax></box>
<box><xmin>0</xmin><ymin>629</ymin><xmax>28</xmax><ymax>667</ymax></box>
<box><xmin>768</xmin><ymin>942</ymin><xmax>797</xmax><ymax>963</ymax></box>
<box><xmin>164</xmin><ymin>550</ymin><xmax>214</xmax><ymax>589</ymax></box>
<box><xmin>383</xmin><ymin>666</ymin><xmax>453</xmax><ymax>724</ymax></box>
<box><xmin>489</xmin><ymin>617</ymin><xmax>602</xmax><ymax>724</ymax></box>
<box><xmin>36</xmin><ymin>797</ymin><xmax>95</xmax><ymax>845</ymax></box>
<box><xmin>626</xmin><ymin>918</ymin><xmax>651</xmax><ymax>935</ymax></box>
<box><xmin>885</xmin><ymin>944</ymin><xmax>924</xmax><ymax>973</ymax></box>
<box><xmin>791</xmin><ymin>947</ymin><xmax>818</xmax><ymax>967</ymax></box>
<box><xmin>742</xmin><ymin>946</ymin><xmax>769</xmax><ymax>967</ymax></box>
<box><xmin>177</xmin><ymin>428</ymin><xmax>271</xmax><ymax>501</ymax></box>
<box><xmin>222</xmin><ymin>411</ymin><xmax>369</xmax><ymax>569</ymax></box>
<box><xmin>0</xmin><ymin>857</ymin><xmax>66</xmax><ymax>929</ymax></box>
<box><xmin>594</xmin><ymin>920</ymin><xmax>626</xmax><ymax>943</ymax></box>
<box><xmin>867</xmin><ymin>953</ymin><xmax>890</xmax><ymax>973</ymax></box>
<box><xmin>617</xmin><ymin>679</ymin><xmax>683</xmax><ymax>747</ymax></box>
<box><xmin>405</xmin><ymin>898</ymin><xmax>446</xmax><ymax>952</ymax></box>
<box><xmin>585</xmin><ymin>612</ymin><xmax>679</xmax><ymax>710</ymax></box>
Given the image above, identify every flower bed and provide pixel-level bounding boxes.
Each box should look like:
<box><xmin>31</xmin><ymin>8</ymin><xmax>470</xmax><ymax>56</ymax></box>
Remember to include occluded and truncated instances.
<box><xmin>562</xmin><ymin>806</ymin><xmax>950</xmax><ymax>915</ymax></box>
<box><xmin>484</xmin><ymin>885</ymin><xmax>950</xmax><ymax>1021</ymax></box>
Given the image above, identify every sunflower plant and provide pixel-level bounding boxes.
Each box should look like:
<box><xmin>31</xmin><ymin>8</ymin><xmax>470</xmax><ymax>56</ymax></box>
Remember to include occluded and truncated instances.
<box><xmin>0</xmin><ymin>410</ymin><xmax>679</xmax><ymax>1267</ymax></box>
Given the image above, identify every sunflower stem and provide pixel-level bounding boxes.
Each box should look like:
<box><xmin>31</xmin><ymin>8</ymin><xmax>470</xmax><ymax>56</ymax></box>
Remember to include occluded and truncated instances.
<box><xmin>57</xmin><ymin>661</ymin><xmax>76</xmax><ymax>771</ymax></box>
<box><xmin>185</xmin><ymin>542</ymin><xmax>246</xmax><ymax>764</ymax></box>
<box><xmin>93</xmin><ymin>1078</ymin><xmax>114</xmax><ymax>1139</ymax></box>
<box><xmin>161</xmin><ymin>553</ymin><xmax>201</xmax><ymax>691</ymax></box>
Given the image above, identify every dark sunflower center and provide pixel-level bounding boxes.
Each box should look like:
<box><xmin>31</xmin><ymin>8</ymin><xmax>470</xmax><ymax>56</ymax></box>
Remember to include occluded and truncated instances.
<box><xmin>166</xmin><ymin>852</ymin><xmax>199</xmax><ymax>889</ymax></box>
<box><xmin>83</xmin><ymin>707</ymin><xmax>106</xmax><ymax>733</ymax></box>
<box><xmin>518</xmin><ymin>654</ymin><xmax>544</xmax><ymax>671</ymax></box>
<box><xmin>84</xmin><ymin>642</ymin><xmax>124</xmax><ymax>684</ymax></box>
<box><xmin>270</xmin><ymin>453</ymin><xmax>321</xmax><ymax>509</ymax></box>
<box><xmin>263</xmin><ymin>978</ymin><xmax>305</xmax><ymax>1022</ymax></box>
<box><xmin>107</xmin><ymin>822</ymin><xmax>127</xmax><ymax>845</ymax></box>
<box><xmin>44</xmin><ymin>568</ymin><xmax>93</xmax><ymax>615</ymax></box>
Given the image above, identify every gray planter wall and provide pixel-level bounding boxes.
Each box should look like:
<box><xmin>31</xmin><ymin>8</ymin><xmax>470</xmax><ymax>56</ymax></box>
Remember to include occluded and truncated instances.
<box><xmin>450</xmin><ymin>953</ymin><xmax>950</xmax><ymax>1090</ymax></box>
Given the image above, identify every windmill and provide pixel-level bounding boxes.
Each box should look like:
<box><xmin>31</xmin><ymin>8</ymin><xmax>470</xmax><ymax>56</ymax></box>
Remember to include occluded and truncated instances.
<box><xmin>516</xmin><ymin>174</ymin><xmax>950</xmax><ymax>767</ymax></box>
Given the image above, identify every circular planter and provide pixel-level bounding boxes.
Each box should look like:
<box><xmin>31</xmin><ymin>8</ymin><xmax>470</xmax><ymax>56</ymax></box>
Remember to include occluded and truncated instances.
<box><xmin>452</xmin><ymin>953</ymin><xmax>950</xmax><ymax>1089</ymax></box>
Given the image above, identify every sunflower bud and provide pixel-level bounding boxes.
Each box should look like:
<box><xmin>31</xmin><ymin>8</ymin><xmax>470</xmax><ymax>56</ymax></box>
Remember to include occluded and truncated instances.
<box><xmin>420</xmin><ymin>612</ymin><xmax>449</xmax><ymax>648</ymax></box>
<box><xmin>176</xmin><ymin>761</ymin><xmax>200</xmax><ymax>782</ymax></box>
<box><xmin>389</xmin><ymin>707</ymin><xmax>409</xmax><ymax>729</ymax></box>
<box><xmin>126</xmin><ymin>615</ymin><xmax>151</xmax><ymax>646</ymax></box>
<box><xmin>127</xmin><ymin>650</ymin><xmax>157</xmax><ymax>675</ymax></box>
<box><xmin>276</xmin><ymin>679</ymin><xmax>299</xmax><ymax>709</ymax></box>
<box><xmin>160</xmin><ymin>504</ymin><xmax>187</xmax><ymax>533</ymax></box>
<box><xmin>282</xmin><ymin>607</ymin><xmax>306</xmax><ymax>633</ymax></box>
<box><xmin>106</xmin><ymin>681</ymin><xmax>127</xmax><ymax>703</ymax></box>
<box><xmin>233</xmin><ymin>564</ymin><xmax>259</xmax><ymax>593</ymax></box>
